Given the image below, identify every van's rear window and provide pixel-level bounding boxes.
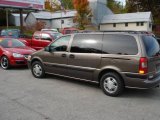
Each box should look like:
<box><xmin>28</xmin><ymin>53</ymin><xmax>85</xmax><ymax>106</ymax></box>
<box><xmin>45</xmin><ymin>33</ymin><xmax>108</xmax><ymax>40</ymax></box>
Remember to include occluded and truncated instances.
<box><xmin>142</xmin><ymin>36</ymin><xmax>160</xmax><ymax>57</ymax></box>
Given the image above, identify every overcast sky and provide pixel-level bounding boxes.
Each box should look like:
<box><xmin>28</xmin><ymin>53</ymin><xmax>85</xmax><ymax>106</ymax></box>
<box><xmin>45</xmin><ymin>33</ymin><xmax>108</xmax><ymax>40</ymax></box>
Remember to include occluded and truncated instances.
<box><xmin>116</xmin><ymin>0</ymin><xmax>126</xmax><ymax>6</ymax></box>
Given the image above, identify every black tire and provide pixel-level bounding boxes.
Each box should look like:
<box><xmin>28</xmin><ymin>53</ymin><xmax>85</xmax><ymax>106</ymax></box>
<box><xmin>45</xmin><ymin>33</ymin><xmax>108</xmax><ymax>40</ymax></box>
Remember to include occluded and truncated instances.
<box><xmin>100</xmin><ymin>72</ymin><xmax>124</xmax><ymax>97</ymax></box>
<box><xmin>31</xmin><ymin>61</ymin><xmax>45</xmax><ymax>78</ymax></box>
<box><xmin>0</xmin><ymin>56</ymin><xmax>10</xmax><ymax>69</ymax></box>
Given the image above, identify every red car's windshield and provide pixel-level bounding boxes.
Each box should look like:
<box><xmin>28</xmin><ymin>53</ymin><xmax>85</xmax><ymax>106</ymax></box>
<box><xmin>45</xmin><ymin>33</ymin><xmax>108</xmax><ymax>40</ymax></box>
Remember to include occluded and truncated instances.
<box><xmin>0</xmin><ymin>39</ymin><xmax>25</xmax><ymax>48</ymax></box>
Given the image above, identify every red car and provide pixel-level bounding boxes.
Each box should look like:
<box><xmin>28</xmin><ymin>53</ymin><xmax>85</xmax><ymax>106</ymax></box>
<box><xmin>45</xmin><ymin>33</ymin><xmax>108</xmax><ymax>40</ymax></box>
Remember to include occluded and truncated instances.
<box><xmin>61</xmin><ymin>28</ymin><xmax>79</xmax><ymax>34</ymax></box>
<box><xmin>24</xmin><ymin>31</ymin><xmax>62</xmax><ymax>50</ymax></box>
<box><xmin>0</xmin><ymin>38</ymin><xmax>35</xmax><ymax>69</ymax></box>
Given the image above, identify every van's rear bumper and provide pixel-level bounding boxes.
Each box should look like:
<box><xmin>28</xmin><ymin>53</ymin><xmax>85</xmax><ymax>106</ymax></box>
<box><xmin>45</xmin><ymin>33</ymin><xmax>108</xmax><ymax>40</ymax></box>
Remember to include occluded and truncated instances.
<box><xmin>123</xmin><ymin>73</ymin><xmax>160</xmax><ymax>89</ymax></box>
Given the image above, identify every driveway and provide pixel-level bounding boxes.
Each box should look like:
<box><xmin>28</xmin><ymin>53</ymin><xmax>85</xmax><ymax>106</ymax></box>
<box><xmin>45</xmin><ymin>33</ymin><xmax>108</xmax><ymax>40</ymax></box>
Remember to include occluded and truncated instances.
<box><xmin>0</xmin><ymin>67</ymin><xmax>160</xmax><ymax>120</ymax></box>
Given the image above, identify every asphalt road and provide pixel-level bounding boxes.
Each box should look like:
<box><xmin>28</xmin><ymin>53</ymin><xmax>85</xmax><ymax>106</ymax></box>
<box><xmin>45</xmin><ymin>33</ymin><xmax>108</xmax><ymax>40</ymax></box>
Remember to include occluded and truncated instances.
<box><xmin>0</xmin><ymin>67</ymin><xmax>160</xmax><ymax>120</ymax></box>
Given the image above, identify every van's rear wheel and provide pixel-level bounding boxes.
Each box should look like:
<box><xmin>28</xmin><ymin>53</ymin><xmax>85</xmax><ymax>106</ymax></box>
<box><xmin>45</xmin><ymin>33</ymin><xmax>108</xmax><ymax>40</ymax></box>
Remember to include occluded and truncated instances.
<box><xmin>100</xmin><ymin>72</ymin><xmax>124</xmax><ymax>97</ymax></box>
<box><xmin>31</xmin><ymin>61</ymin><xmax>45</xmax><ymax>78</ymax></box>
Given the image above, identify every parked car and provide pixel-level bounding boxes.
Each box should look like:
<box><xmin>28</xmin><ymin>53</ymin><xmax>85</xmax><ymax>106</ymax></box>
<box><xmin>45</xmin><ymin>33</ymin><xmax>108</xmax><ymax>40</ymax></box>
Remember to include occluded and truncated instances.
<box><xmin>0</xmin><ymin>38</ymin><xmax>35</xmax><ymax>69</ymax></box>
<box><xmin>80</xmin><ymin>30</ymin><xmax>94</xmax><ymax>33</ymax></box>
<box><xmin>0</xmin><ymin>29</ymin><xmax>20</xmax><ymax>38</ymax></box>
<box><xmin>27</xmin><ymin>32</ymin><xmax>160</xmax><ymax>96</ymax></box>
<box><xmin>0</xmin><ymin>29</ymin><xmax>31</xmax><ymax>46</ymax></box>
<box><xmin>61</xmin><ymin>28</ymin><xmax>79</xmax><ymax>34</ymax></box>
<box><xmin>46</xmin><ymin>31</ymin><xmax>63</xmax><ymax>40</ymax></box>
<box><xmin>24</xmin><ymin>31</ymin><xmax>62</xmax><ymax>50</ymax></box>
<box><xmin>41</xmin><ymin>29</ymin><xmax>58</xmax><ymax>33</ymax></box>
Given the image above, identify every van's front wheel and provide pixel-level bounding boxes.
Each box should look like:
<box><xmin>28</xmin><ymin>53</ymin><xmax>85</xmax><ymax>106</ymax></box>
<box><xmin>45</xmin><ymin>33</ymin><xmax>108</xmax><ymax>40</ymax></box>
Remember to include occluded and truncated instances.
<box><xmin>31</xmin><ymin>61</ymin><xmax>45</xmax><ymax>78</ymax></box>
<box><xmin>100</xmin><ymin>72</ymin><xmax>124</xmax><ymax>97</ymax></box>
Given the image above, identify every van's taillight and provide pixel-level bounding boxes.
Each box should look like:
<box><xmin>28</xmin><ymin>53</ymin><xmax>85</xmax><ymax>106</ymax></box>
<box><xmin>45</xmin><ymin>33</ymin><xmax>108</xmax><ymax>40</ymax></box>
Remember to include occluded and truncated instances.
<box><xmin>139</xmin><ymin>57</ymin><xmax>148</xmax><ymax>74</ymax></box>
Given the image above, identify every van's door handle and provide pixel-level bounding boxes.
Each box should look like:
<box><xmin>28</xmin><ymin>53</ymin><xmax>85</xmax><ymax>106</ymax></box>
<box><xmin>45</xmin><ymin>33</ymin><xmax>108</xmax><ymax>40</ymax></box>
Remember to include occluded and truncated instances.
<box><xmin>69</xmin><ymin>54</ymin><xmax>75</xmax><ymax>59</ymax></box>
<box><xmin>61</xmin><ymin>54</ymin><xmax>66</xmax><ymax>58</ymax></box>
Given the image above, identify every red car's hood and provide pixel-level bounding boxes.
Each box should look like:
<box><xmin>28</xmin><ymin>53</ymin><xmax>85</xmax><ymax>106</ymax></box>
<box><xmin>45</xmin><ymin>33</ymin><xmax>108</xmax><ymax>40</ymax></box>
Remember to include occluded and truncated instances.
<box><xmin>5</xmin><ymin>47</ymin><xmax>35</xmax><ymax>55</ymax></box>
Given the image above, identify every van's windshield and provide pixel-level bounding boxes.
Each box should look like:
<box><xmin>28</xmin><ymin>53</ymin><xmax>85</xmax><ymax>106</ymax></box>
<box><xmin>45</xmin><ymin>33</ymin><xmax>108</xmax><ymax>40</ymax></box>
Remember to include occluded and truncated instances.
<box><xmin>142</xmin><ymin>35</ymin><xmax>160</xmax><ymax>57</ymax></box>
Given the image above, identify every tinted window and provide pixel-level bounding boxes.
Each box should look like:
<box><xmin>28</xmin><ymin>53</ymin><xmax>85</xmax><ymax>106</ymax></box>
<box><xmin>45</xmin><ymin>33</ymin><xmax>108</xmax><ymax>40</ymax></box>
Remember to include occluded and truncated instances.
<box><xmin>50</xmin><ymin>35</ymin><xmax>70</xmax><ymax>52</ymax></box>
<box><xmin>0</xmin><ymin>39</ymin><xmax>25</xmax><ymax>48</ymax></box>
<box><xmin>102</xmin><ymin>35</ymin><xmax>138</xmax><ymax>55</ymax></box>
<box><xmin>70</xmin><ymin>34</ymin><xmax>102</xmax><ymax>53</ymax></box>
<box><xmin>142</xmin><ymin>36</ymin><xmax>160</xmax><ymax>57</ymax></box>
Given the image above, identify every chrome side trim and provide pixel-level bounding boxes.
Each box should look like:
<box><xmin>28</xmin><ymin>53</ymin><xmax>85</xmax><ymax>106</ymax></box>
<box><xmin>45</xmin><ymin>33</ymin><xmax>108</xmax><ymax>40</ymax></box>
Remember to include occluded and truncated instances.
<box><xmin>45</xmin><ymin>72</ymin><xmax>99</xmax><ymax>84</ymax></box>
<box><xmin>125</xmin><ymin>86</ymin><xmax>148</xmax><ymax>89</ymax></box>
<box><xmin>44</xmin><ymin>62</ymin><xmax>99</xmax><ymax>71</ymax></box>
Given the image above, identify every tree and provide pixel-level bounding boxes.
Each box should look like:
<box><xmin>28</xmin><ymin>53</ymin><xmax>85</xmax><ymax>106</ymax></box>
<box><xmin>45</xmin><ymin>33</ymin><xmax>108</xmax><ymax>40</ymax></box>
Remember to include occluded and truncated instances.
<box><xmin>45</xmin><ymin>0</ymin><xmax>74</xmax><ymax>11</ymax></box>
<box><xmin>73</xmin><ymin>0</ymin><xmax>91</xmax><ymax>30</ymax></box>
<box><xmin>107</xmin><ymin>0</ymin><xmax>126</xmax><ymax>14</ymax></box>
<box><xmin>61</xmin><ymin>0</ymin><xmax>74</xmax><ymax>9</ymax></box>
<box><xmin>45</xmin><ymin>0</ymin><xmax>61</xmax><ymax>12</ymax></box>
<box><xmin>125</xmin><ymin>0</ymin><xmax>160</xmax><ymax>23</ymax></box>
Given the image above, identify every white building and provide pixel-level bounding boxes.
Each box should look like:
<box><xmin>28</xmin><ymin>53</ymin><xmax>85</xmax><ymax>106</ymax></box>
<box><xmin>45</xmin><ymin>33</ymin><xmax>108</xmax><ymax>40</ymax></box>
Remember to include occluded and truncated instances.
<box><xmin>100</xmin><ymin>12</ymin><xmax>153</xmax><ymax>31</ymax></box>
<box><xmin>9</xmin><ymin>13</ymin><xmax>27</xmax><ymax>26</ymax></box>
<box><xmin>25</xmin><ymin>0</ymin><xmax>113</xmax><ymax>29</ymax></box>
<box><xmin>25</xmin><ymin>0</ymin><xmax>153</xmax><ymax>31</ymax></box>
<box><xmin>25</xmin><ymin>10</ymin><xmax>77</xmax><ymax>29</ymax></box>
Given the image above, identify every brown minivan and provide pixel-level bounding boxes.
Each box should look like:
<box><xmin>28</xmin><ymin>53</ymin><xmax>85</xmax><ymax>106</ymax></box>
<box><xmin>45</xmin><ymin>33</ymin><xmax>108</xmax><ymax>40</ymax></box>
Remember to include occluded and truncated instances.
<box><xmin>27</xmin><ymin>32</ymin><xmax>160</xmax><ymax>96</ymax></box>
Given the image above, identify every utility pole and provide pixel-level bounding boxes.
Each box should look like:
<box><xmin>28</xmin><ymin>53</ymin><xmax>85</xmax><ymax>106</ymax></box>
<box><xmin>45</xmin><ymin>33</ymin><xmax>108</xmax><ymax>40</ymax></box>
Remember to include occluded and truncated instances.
<box><xmin>6</xmin><ymin>9</ymin><xmax>8</xmax><ymax>29</ymax></box>
<box><xmin>19</xmin><ymin>9</ymin><xmax>23</xmax><ymax>34</ymax></box>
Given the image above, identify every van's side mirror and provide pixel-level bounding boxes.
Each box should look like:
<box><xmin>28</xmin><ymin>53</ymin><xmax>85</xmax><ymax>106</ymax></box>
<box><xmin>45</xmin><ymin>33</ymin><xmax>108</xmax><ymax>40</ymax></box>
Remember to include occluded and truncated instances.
<box><xmin>44</xmin><ymin>46</ymin><xmax>56</xmax><ymax>52</ymax></box>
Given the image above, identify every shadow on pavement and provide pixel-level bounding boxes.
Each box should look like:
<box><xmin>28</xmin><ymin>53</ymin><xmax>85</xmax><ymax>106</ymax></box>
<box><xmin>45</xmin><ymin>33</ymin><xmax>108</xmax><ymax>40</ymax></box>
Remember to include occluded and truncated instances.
<box><xmin>121</xmin><ymin>88</ymin><xmax>160</xmax><ymax>99</ymax></box>
<box><xmin>0</xmin><ymin>66</ymin><xmax>29</xmax><ymax>71</ymax></box>
<box><xmin>45</xmin><ymin>74</ymin><xmax>160</xmax><ymax>99</ymax></box>
<box><xmin>46</xmin><ymin>74</ymin><xmax>100</xmax><ymax>89</ymax></box>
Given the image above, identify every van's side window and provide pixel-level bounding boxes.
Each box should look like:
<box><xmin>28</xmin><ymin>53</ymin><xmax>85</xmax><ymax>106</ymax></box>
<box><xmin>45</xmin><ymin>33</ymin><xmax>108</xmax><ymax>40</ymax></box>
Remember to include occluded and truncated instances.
<box><xmin>50</xmin><ymin>35</ymin><xmax>71</xmax><ymax>52</ymax></box>
<box><xmin>70</xmin><ymin>34</ymin><xmax>102</xmax><ymax>53</ymax></box>
<box><xmin>102</xmin><ymin>35</ymin><xmax>138</xmax><ymax>55</ymax></box>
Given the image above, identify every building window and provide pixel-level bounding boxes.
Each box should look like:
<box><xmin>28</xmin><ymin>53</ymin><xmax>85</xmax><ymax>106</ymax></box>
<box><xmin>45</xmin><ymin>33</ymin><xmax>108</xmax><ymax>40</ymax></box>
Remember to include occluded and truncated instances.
<box><xmin>125</xmin><ymin>23</ymin><xmax>128</xmax><ymax>27</ymax></box>
<box><xmin>141</xmin><ymin>22</ymin><xmax>144</xmax><ymax>26</ymax></box>
<box><xmin>149</xmin><ymin>23</ymin><xmax>152</xmax><ymax>28</ymax></box>
<box><xmin>113</xmin><ymin>23</ymin><xmax>116</xmax><ymax>27</ymax></box>
<box><xmin>136</xmin><ymin>22</ymin><xmax>139</xmax><ymax>26</ymax></box>
<box><xmin>61</xmin><ymin>20</ymin><xmax>64</xmax><ymax>24</ymax></box>
<box><xmin>88</xmin><ymin>17</ymin><xmax>92</xmax><ymax>22</ymax></box>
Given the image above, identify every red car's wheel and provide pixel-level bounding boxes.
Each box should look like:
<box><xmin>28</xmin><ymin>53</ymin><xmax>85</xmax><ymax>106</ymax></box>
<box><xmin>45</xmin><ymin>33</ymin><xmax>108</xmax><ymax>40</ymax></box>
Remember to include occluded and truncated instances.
<box><xmin>0</xmin><ymin>56</ymin><xmax>10</xmax><ymax>69</ymax></box>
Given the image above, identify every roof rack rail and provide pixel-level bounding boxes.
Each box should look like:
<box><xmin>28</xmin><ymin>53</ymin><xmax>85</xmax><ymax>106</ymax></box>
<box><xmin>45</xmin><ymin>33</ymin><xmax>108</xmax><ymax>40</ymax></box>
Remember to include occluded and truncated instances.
<box><xmin>100</xmin><ymin>30</ymin><xmax>135</xmax><ymax>32</ymax></box>
<box><xmin>98</xmin><ymin>30</ymin><xmax>154</xmax><ymax>34</ymax></box>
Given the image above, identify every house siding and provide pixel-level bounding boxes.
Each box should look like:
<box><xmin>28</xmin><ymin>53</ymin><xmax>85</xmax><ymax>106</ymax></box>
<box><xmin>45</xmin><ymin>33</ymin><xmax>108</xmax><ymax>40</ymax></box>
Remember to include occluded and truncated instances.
<box><xmin>51</xmin><ymin>18</ymin><xmax>76</xmax><ymax>29</ymax></box>
<box><xmin>100</xmin><ymin>22</ymin><xmax>152</xmax><ymax>31</ymax></box>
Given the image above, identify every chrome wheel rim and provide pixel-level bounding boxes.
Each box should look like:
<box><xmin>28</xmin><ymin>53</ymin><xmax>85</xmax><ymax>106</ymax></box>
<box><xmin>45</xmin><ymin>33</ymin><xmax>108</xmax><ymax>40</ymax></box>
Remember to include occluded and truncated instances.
<box><xmin>33</xmin><ymin>64</ymin><xmax>42</xmax><ymax>77</ymax></box>
<box><xmin>103</xmin><ymin>77</ymin><xmax>118</xmax><ymax>94</ymax></box>
<box><xmin>1</xmin><ymin>57</ymin><xmax>8</xmax><ymax>69</ymax></box>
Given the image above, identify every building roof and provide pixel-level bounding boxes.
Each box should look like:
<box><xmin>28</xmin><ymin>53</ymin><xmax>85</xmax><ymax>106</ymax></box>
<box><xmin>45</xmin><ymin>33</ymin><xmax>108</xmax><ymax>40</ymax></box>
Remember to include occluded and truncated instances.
<box><xmin>11</xmin><ymin>13</ymin><xmax>27</xmax><ymax>17</ymax></box>
<box><xmin>89</xmin><ymin>0</ymin><xmax>113</xmax><ymax>25</ymax></box>
<box><xmin>101</xmin><ymin>12</ymin><xmax>152</xmax><ymax>24</ymax></box>
<box><xmin>31</xmin><ymin>10</ymin><xmax>76</xmax><ymax>20</ymax></box>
